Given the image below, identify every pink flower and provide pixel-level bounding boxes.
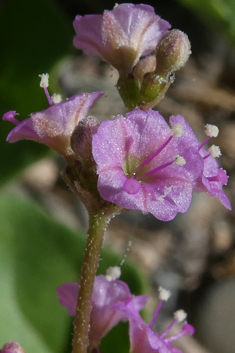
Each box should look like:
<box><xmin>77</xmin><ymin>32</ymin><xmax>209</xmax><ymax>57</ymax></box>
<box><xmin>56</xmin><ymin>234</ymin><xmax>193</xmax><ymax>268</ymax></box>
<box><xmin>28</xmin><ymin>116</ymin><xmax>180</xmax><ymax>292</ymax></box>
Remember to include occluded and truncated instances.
<box><xmin>194</xmin><ymin>124</ymin><xmax>231</xmax><ymax>210</ymax></box>
<box><xmin>3</xmin><ymin>75</ymin><xmax>103</xmax><ymax>160</ymax></box>
<box><xmin>0</xmin><ymin>342</ymin><xmax>25</xmax><ymax>353</ymax></box>
<box><xmin>57</xmin><ymin>274</ymin><xmax>147</xmax><ymax>349</ymax></box>
<box><xmin>114</xmin><ymin>288</ymin><xmax>194</xmax><ymax>353</ymax></box>
<box><xmin>92</xmin><ymin>110</ymin><xmax>203</xmax><ymax>221</ymax></box>
<box><xmin>73</xmin><ymin>3</ymin><xmax>170</xmax><ymax>73</ymax></box>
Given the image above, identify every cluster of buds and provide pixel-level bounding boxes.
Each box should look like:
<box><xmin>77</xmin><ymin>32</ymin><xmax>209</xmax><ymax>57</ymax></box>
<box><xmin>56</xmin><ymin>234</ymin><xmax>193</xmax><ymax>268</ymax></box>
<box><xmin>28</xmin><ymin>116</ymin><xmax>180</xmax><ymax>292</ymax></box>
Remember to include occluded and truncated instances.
<box><xmin>73</xmin><ymin>3</ymin><xmax>191</xmax><ymax>110</ymax></box>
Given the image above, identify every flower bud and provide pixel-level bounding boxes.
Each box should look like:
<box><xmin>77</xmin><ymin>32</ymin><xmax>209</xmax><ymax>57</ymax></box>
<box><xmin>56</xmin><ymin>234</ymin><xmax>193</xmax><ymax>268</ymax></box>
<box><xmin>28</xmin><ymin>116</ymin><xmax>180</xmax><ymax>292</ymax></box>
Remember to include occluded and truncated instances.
<box><xmin>0</xmin><ymin>342</ymin><xmax>25</xmax><ymax>353</ymax></box>
<box><xmin>134</xmin><ymin>55</ymin><xmax>156</xmax><ymax>83</ymax></box>
<box><xmin>156</xmin><ymin>29</ymin><xmax>191</xmax><ymax>75</ymax></box>
<box><xmin>71</xmin><ymin>116</ymin><xmax>100</xmax><ymax>162</ymax></box>
<box><xmin>117</xmin><ymin>74</ymin><xmax>140</xmax><ymax>110</ymax></box>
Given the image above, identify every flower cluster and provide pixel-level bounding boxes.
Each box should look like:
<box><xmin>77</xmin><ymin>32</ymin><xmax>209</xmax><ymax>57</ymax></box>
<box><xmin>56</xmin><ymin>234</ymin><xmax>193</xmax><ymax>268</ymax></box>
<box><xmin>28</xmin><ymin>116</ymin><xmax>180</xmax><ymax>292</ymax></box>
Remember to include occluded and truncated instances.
<box><xmin>73</xmin><ymin>3</ymin><xmax>190</xmax><ymax>109</ymax></box>
<box><xmin>2</xmin><ymin>3</ymin><xmax>232</xmax><ymax>353</ymax></box>
<box><xmin>92</xmin><ymin>111</ymin><xmax>231</xmax><ymax>219</ymax></box>
<box><xmin>3</xmin><ymin>78</ymin><xmax>231</xmax><ymax>219</ymax></box>
<box><xmin>57</xmin><ymin>268</ymin><xmax>194</xmax><ymax>353</ymax></box>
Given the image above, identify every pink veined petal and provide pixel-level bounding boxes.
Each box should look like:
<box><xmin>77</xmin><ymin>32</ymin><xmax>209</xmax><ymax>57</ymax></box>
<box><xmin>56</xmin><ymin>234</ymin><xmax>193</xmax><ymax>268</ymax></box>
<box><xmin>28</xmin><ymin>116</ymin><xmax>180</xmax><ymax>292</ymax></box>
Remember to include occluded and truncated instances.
<box><xmin>56</xmin><ymin>282</ymin><xmax>79</xmax><ymax>316</ymax></box>
<box><xmin>73</xmin><ymin>3</ymin><xmax>170</xmax><ymax>72</ymax></box>
<box><xmin>57</xmin><ymin>275</ymin><xmax>147</xmax><ymax>349</ymax></box>
<box><xmin>5</xmin><ymin>91</ymin><xmax>103</xmax><ymax>157</ymax></box>
<box><xmin>93</xmin><ymin>110</ymin><xmax>204</xmax><ymax>220</ymax></box>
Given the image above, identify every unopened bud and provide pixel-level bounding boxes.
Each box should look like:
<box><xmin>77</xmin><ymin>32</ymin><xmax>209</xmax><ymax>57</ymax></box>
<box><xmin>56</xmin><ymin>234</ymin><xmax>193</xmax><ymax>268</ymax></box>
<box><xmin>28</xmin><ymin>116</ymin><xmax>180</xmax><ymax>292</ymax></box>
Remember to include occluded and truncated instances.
<box><xmin>117</xmin><ymin>73</ymin><xmax>140</xmax><ymax>110</ymax></box>
<box><xmin>156</xmin><ymin>29</ymin><xmax>191</xmax><ymax>75</ymax></box>
<box><xmin>71</xmin><ymin>116</ymin><xmax>100</xmax><ymax>162</ymax></box>
<box><xmin>134</xmin><ymin>55</ymin><xmax>156</xmax><ymax>83</ymax></box>
<box><xmin>0</xmin><ymin>342</ymin><xmax>25</xmax><ymax>353</ymax></box>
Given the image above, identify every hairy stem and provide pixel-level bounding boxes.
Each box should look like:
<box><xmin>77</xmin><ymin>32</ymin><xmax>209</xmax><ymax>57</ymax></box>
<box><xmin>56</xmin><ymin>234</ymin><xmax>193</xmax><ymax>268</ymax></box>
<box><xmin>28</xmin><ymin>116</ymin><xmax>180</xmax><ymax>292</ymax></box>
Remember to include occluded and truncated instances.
<box><xmin>72</xmin><ymin>211</ymin><xmax>111</xmax><ymax>353</ymax></box>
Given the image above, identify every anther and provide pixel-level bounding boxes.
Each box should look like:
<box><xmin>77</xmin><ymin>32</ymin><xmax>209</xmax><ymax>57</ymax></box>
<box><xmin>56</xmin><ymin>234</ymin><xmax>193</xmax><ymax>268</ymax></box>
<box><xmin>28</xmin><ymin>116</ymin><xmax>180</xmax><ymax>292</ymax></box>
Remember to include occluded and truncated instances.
<box><xmin>208</xmin><ymin>145</ymin><xmax>221</xmax><ymax>158</ymax></box>
<box><xmin>39</xmin><ymin>73</ymin><xmax>49</xmax><ymax>88</ymax></box>
<box><xmin>51</xmin><ymin>93</ymin><xmax>63</xmax><ymax>104</ymax></box>
<box><xmin>171</xmin><ymin>123</ymin><xmax>184</xmax><ymax>137</ymax></box>
<box><xmin>160</xmin><ymin>309</ymin><xmax>187</xmax><ymax>340</ymax></box>
<box><xmin>39</xmin><ymin>73</ymin><xmax>53</xmax><ymax>106</ymax></box>
<box><xmin>106</xmin><ymin>266</ymin><xmax>121</xmax><ymax>281</ymax></box>
<box><xmin>174</xmin><ymin>310</ymin><xmax>187</xmax><ymax>323</ymax></box>
<box><xmin>174</xmin><ymin>155</ymin><xmax>186</xmax><ymax>166</ymax></box>
<box><xmin>149</xmin><ymin>287</ymin><xmax>171</xmax><ymax>329</ymax></box>
<box><xmin>199</xmin><ymin>124</ymin><xmax>219</xmax><ymax>151</ymax></box>
<box><xmin>205</xmin><ymin>124</ymin><xmax>219</xmax><ymax>138</ymax></box>
<box><xmin>159</xmin><ymin>287</ymin><xmax>171</xmax><ymax>301</ymax></box>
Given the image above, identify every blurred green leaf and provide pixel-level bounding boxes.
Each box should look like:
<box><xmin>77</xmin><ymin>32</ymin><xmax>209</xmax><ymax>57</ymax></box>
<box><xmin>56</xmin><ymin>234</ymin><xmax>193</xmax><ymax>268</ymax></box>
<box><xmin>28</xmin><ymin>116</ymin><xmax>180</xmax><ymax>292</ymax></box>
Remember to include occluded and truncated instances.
<box><xmin>0</xmin><ymin>0</ymin><xmax>73</xmax><ymax>185</ymax></box>
<box><xmin>178</xmin><ymin>0</ymin><xmax>235</xmax><ymax>45</ymax></box>
<box><xmin>0</xmin><ymin>194</ymin><xmax>147</xmax><ymax>352</ymax></box>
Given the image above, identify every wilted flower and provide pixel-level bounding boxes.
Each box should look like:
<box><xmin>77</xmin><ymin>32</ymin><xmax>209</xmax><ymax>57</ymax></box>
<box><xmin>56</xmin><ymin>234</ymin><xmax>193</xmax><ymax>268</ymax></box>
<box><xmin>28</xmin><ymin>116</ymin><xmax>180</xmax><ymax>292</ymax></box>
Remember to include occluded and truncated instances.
<box><xmin>57</xmin><ymin>271</ymin><xmax>147</xmax><ymax>349</ymax></box>
<box><xmin>92</xmin><ymin>110</ymin><xmax>204</xmax><ymax>221</ymax></box>
<box><xmin>3</xmin><ymin>74</ymin><xmax>103</xmax><ymax>162</ymax></box>
<box><xmin>73</xmin><ymin>3</ymin><xmax>170</xmax><ymax>74</ymax></box>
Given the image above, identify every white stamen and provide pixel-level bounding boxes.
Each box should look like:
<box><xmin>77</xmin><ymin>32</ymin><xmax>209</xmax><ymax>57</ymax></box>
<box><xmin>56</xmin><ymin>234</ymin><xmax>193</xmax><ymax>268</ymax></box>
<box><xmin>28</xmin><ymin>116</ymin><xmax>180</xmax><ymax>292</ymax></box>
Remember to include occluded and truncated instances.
<box><xmin>171</xmin><ymin>123</ymin><xmax>184</xmax><ymax>138</ymax></box>
<box><xmin>174</xmin><ymin>155</ymin><xmax>186</xmax><ymax>166</ymax></box>
<box><xmin>205</xmin><ymin>124</ymin><xmax>219</xmax><ymax>137</ymax></box>
<box><xmin>208</xmin><ymin>145</ymin><xmax>221</xmax><ymax>158</ymax></box>
<box><xmin>106</xmin><ymin>266</ymin><xmax>121</xmax><ymax>281</ymax></box>
<box><xmin>158</xmin><ymin>287</ymin><xmax>171</xmax><ymax>301</ymax></box>
<box><xmin>39</xmin><ymin>73</ymin><xmax>49</xmax><ymax>88</ymax></box>
<box><xmin>51</xmin><ymin>93</ymin><xmax>63</xmax><ymax>104</ymax></box>
<box><xmin>174</xmin><ymin>309</ymin><xmax>187</xmax><ymax>322</ymax></box>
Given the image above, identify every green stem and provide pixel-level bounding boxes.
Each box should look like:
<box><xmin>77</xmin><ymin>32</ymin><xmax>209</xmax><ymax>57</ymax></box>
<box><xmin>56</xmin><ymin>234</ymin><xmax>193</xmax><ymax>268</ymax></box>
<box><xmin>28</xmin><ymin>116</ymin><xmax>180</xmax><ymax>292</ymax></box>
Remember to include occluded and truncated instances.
<box><xmin>72</xmin><ymin>211</ymin><xmax>111</xmax><ymax>353</ymax></box>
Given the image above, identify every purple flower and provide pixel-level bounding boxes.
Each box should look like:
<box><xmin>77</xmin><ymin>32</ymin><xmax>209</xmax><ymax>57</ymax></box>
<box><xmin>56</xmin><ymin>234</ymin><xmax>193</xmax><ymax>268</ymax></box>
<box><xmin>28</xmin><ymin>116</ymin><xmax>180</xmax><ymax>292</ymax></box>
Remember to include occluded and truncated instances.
<box><xmin>73</xmin><ymin>3</ymin><xmax>170</xmax><ymax>73</ymax></box>
<box><xmin>0</xmin><ymin>342</ymin><xmax>25</xmax><ymax>353</ymax></box>
<box><xmin>57</xmin><ymin>273</ymin><xmax>147</xmax><ymax>348</ymax></box>
<box><xmin>92</xmin><ymin>110</ymin><xmax>203</xmax><ymax>221</ymax></box>
<box><xmin>194</xmin><ymin>124</ymin><xmax>231</xmax><ymax>210</ymax></box>
<box><xmin>3</xmin><ymin>75</ymin><xmax>103</xmax><ymax>160</ymax></box>
<box><xmin>115</xmin><ymin>288</ymin><xmax>194</xmax><ymax>353</ymax></box>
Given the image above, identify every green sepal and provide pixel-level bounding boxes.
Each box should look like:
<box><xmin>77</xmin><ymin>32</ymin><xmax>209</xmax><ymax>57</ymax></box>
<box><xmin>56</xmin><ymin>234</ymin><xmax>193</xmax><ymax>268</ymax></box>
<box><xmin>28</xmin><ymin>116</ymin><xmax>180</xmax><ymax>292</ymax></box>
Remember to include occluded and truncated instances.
<box><xmin>117</xmin><ymin>74</ymin><xmax>140</xmax><ymax>110</ymax></box>
<box><xmin>139</xmin><ymin>72</ymin><xmax>173</xmax><ymax>110</ymax></box>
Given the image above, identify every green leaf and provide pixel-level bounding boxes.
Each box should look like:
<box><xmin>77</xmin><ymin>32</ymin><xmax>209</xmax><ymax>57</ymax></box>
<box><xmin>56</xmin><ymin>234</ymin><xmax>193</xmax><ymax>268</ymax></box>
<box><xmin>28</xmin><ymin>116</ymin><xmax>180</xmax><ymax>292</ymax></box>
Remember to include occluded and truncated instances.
<box><xmin>178</xmin><ymin>0</ymin><xmax>235</xmax><ymax>45</ymax></box>
<box><xmin>0</xmin><ymin>194</ymin><xmax>147</xmax><ymax>352</ymax></box>
<box><xmin>0</xmin><ymin>0</ymin><xmax>73</xmax><ymax>185</ymax></box>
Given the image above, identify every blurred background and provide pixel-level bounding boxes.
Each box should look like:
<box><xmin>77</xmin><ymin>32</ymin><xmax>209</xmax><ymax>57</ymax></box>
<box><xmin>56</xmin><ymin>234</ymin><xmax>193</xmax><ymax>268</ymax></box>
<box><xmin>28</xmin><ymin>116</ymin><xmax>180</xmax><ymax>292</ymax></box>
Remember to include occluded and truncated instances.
<box><xmin>0</xmin><ymin>0</ymin><xmax>235</xmax><ymax>352</ymax></box>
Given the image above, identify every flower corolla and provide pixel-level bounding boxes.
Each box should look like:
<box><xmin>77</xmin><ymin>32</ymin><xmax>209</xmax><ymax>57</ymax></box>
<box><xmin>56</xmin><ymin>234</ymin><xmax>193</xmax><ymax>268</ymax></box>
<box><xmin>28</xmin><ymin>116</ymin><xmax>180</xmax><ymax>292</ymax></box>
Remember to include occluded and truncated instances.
<box><xmin>194</xmin><ymin>124</ymin><xmax>231</xmax><ymax>210</ymax></box>
<box><xmin>3</xmin><ymin>76</ymin><xmax>103</xmax><ymax>161</ymax></box>
<box><xmin>73</xmin><ymin>3</ymin><xmax>170</xmax><ymax>73</ymax></box>
<box><xmin>57</xmin><ymin>274</ymin><xmax>147</xmax><ymax>349</ymax></box>
<box><xmin>114</xmin><ymin>287</ymin><xmax>194</xmax><ymax>353</ymax></box>
<box><xmin>92</xmin><ymin>110</ymin><xmax>204</xmax><ymax>221</ymax></box>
